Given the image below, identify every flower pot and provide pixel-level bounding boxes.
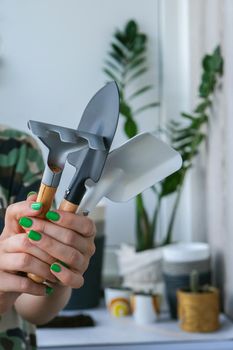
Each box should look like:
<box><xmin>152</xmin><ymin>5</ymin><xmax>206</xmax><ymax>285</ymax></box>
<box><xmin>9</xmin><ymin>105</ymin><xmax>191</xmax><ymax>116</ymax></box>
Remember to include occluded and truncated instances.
<box><xmin>130</xmin><ymin>292</ymin><xmax>161</xmax><ymax>324</ymax></box>
<box><xmin>162</xmin><ymin>243</ymin><xmax>211</xmax><ymax>319</ymax></box>
<box><xmin>117</xmin><ymin>244</ymin><xmax>163</xmax><ymax>292</ymax></box>
<box><xmin>177</xmin><ymin>287</ymin><xmax>220</xmax><ymax>332</ymax></box>
<box><xmin>104</xmin><ymin>286</ymin><xmax>132</xmax><ymax>317</ymax></box>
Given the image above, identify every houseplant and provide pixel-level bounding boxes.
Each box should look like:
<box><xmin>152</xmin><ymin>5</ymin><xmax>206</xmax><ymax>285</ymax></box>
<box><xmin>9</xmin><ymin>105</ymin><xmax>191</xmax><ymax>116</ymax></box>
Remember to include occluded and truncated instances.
<box><xmin>103</xmin><ymin>19</ymin><xmax>223</xmax><ymax>290</ymax></box>
<box><xmin>177</xmin><ymin>270</ymin><xmax>220</xmax><ymax>332</ymax></box>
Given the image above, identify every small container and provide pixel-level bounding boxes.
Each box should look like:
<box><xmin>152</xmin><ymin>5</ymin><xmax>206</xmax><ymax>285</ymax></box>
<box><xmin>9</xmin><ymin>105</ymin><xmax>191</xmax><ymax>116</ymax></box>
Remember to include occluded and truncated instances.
<box><xmin>104</xmin><ymin>286</ymin><xmax>132</xmax><ymax>317</ymax></box>
<box><xmin>163</xmin><ymin>243</ymin><xmax>211</xmax><ymax>319</ymax></box>
<box><xmin>177</xmin><ymin>287</ymin><xmax>220</xmax><ymax>332</ymax></box>
<box><xmin>131</xmin><ymin>292</ymin><xmax>161</xmax><ymax>325</ymax></box>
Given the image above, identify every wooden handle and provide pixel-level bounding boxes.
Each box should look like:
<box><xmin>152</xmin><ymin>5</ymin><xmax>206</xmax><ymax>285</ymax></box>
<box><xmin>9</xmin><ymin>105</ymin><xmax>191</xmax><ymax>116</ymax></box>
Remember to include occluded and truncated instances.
<box><xmin>27</xmin><ymin>183</ymin><xmax>57</xmax><ymax>284</ymax></box>
<box><xmin>37</xmin><ymin>183</ymin><xmax>57</xmax><ymax>218</ymax></box>
<box><xmin>59</xmin><ymin>199</ymin><xmax>78</xmax><ymax>213</ymax></box>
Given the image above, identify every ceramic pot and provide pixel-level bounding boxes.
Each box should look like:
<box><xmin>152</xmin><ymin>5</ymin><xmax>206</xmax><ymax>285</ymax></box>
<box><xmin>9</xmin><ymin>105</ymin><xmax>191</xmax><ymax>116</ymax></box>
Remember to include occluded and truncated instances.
<box><xmin>163</xmin><ymin>243</ymin><xmax>211</xmax><ymax>319</ymax></box>
<box><xmin>104</xmin><ymin>286</ymin><xmax>132</xmax><ymax>317</ymax></box>
<box><xmin>131</xmin><ymin>292</ymin><xmax>161</xmax><ymax>324</ymax></box>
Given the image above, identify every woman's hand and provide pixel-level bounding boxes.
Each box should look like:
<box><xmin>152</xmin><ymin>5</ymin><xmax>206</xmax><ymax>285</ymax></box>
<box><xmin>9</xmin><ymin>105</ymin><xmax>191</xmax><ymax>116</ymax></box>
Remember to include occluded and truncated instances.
<box><xmin>17</xmin><ymin>194</ymin><xmax>96</xmax><ymax>289</ymax></box>
<box><xmin>0</xmin><ymin>193</ymin><xmax>96</xmax><ymax>316</ymax></box>
<box><xmin>0</xmin><ymin>198</ymin><xmax>56</xmax><ymax>314</ymax></box>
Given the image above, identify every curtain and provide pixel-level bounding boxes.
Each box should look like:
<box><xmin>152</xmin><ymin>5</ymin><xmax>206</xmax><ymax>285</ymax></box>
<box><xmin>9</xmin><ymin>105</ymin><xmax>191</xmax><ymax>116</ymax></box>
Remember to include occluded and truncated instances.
<box><xmin>188</xmin><ymin>0</ymin><xmax>233</xmax><ymax>318</ymax></box>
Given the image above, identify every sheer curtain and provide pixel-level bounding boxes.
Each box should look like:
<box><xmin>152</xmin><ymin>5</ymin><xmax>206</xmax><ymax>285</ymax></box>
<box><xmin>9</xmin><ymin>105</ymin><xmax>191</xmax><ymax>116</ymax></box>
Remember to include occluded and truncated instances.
<box><xmin>188</xmin><ymin>0</ymin><xmax>233</xmax><ymax>318</ymax></box>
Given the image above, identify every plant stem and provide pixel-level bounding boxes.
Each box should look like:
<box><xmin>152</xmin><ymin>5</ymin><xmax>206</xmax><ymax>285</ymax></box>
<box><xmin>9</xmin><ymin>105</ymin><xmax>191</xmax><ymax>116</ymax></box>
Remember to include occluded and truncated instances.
<box><xmin>150</xmin><ymin>194</ymin><xmax>162</xmax><ymax>246</ymax></box>
<box><xmin>162</xmin><ymin>185</ymin><xmax>183</xmax><ymax>245</ymax></box>
<box><xmin>136</xmin><ymin>194</ymin><xmax>151</xmax><ymax>251</ymax></box>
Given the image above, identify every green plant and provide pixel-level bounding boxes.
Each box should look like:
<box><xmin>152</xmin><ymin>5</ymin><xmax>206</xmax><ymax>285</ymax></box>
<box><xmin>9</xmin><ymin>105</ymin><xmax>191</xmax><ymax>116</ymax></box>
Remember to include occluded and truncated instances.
<box><xmin>104</xmin><ymin>19</ymin><xmax>224</xmax><ymax>252</ymax></box>
<box><xmin>190</xmin><ymin>270</ymin><xmax>199</xmax><ymax>293</ymax></box>
<box><xmin>189</xmin><ymin>270</ymin><xmax>212</xmax><ymax>293</ymax></box>
<box><xmin>161</xmin><ymin>45</ymin><xmax>223</xmax><ymax>245</ymax></box>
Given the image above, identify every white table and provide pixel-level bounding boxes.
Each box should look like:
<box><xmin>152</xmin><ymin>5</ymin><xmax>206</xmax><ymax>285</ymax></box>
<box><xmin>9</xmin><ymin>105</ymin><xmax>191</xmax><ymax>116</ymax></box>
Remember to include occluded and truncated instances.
<box><xmin>37</xmin><ymin>308</ymin><xmax>233</xmax><ymax>349</ymax></box>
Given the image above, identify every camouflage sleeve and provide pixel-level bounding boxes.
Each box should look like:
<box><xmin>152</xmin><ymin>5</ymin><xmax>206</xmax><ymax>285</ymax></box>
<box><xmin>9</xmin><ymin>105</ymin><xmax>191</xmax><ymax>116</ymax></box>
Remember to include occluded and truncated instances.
<box><xmin>13</xmin><ymin>134</ymin><xmax>45</xmax><ymax>203</ymax></box>
<box><xmin>0</xmin><ymin>128</ymin><xmax>45</xmax><ymax>232</ymax></box>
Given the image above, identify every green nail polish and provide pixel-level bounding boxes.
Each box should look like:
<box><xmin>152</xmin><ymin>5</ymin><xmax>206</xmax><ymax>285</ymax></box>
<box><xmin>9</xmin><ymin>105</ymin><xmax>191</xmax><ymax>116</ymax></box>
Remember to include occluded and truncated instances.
<box><xmin>27</xmin><ymin>191</ymin><xmax>37</xmax><ymax>198</ymax></box>
<box><xmin>46</xmin><ymin>211</ymin><xmax>60</xmax><ymax>221</ymax></box>
<box><xmin>19</xmin><ymin>217</ymin><xmax>33</xmax><ymax>228</ymax></box>
<box><xmin>28</xmin><ymin>230</ymin><xmax>42</xmax><ymax>241</ymax></box>
<box><xmin>45</xmin><ymin>286</ymin><xmax>54</xmax><ymax>296</ymax></box>
<box><xmin>50</xmin><ymin>263</ymin><xmax>61</xmax><ymax>273</ymax></box>
<box><xmin>31</xmin><ymin>202</ymin><xmax>43</xmax><ymax>211</ymax></box>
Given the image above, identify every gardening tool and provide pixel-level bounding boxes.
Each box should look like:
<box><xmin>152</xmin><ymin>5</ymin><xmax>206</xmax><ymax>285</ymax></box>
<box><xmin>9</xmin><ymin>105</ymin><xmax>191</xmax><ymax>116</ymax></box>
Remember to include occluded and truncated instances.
<box><xmin>78</xmin><ymin>132</ymin><xmax>182</xmax><ymax>214</ymax></box>
<box><xmin>27</xmin><ymin>120</ymin><xmax>105</xmax><ymax>217</ymax></box>
<box><xmin>27</xmin><ymin>121</ymin><xmax>105</xmax><ymax>283</ymax></box>
<box><xmin>27</xmin><ymin>81</ymin><xmax>120</xmax><ymax>282</ymax></box>
<box><xmin>59</xmin><ymin>81</ymin><xmax>120</xmax><ymax>212</ymax></box>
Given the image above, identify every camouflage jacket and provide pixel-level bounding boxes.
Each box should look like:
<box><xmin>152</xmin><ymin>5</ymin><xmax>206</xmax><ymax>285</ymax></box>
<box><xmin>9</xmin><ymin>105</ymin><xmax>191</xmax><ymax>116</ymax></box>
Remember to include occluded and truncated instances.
<box><xmin>0</xmin><ymin>125</ymin><xmax>44</xmax><ymax>350</ymax></box>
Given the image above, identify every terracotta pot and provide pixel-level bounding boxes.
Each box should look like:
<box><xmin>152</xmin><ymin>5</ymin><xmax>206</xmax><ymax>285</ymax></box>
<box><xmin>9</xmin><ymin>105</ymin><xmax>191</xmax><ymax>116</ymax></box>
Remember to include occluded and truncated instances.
<box><xmin>177</xmin><ymin>287</ymin><xmax>220</xmax><ymax>332</ymax></box>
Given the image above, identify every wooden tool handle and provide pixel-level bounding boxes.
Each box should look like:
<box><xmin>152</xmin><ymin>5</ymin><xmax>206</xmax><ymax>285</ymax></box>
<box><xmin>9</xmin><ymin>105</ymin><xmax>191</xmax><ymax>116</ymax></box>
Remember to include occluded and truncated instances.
<box><xmin>27</xmin><ymin>183</ymin><xmax>57</xmax><ymax>284</ymax></box>
<box><xmin>59</xmin><ymin>199</ymin><xmax>78</xmax><ymax>213</ymax></box>
<box><xmin>37</xmin><ymin>183</ymin><xmax>57</xmax><ymax>217</ymax></box>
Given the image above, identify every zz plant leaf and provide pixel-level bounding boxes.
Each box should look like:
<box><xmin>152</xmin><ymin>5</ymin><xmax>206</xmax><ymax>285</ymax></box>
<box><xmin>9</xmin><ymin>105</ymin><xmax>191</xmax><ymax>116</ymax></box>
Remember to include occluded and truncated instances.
<box><xmin>104</xmin><ymin>19</ymin><xmax>224</xmax><ymax>252</ymax></box>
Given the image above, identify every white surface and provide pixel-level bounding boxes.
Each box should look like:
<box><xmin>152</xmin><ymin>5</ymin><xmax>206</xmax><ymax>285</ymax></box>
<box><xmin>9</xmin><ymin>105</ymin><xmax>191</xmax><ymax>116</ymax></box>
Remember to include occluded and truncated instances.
<box><xmin>163</xmin><ymin>243</ymin><xmax>210</xmax><ymax>262</ymax></box>
<box><xmin>37</xmin><ymin>308</ymin><xmax>233</xmax><ymax>347</ymax></box>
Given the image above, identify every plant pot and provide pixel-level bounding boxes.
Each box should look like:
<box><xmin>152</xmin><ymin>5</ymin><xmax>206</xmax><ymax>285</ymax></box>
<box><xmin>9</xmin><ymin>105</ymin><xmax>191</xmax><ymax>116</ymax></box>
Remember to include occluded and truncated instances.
<box><xmin>162</xmin><ymin>243</ymin><xmax>211</xmax><ymax>319</ymax></box>
<box><xmin>163</xmin><ymin>270</ymin><xmax>211</xmax><ymax>319</ymax></box>
<box><xmin>104</xmin><ymin>286</ymin><xmax>132</xmax><ymax>317</ymax></box>
<box><xmin>130</xmin><ymin>291</ymin><xmax>161</xmax><ymax>324</ymax></box>
<box><xmin>64</xmin><ymin>234</ymin><xmax>105</xmax><ymax>310</ymax></box>
<box><xmin>117</xmin><ymin>244</ymin><xmax>163</xmax><ymax>292</ymax></box>
<box><xmin>177</xmin><ymin>287</ymin><xmax>220</xmax><ymax>332</ymax></box>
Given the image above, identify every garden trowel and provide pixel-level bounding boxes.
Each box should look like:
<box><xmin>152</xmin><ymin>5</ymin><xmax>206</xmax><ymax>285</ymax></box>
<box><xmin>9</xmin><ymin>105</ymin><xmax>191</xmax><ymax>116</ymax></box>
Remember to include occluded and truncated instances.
<box><xmin>59</xmin><ymin>81</ymin><xmax>120</xmax><ymax>212</ymax></box>
<box><xmin>78</xmin><ymin>132</ymin><xmax>182</xmax><ymax>213</ymax></box>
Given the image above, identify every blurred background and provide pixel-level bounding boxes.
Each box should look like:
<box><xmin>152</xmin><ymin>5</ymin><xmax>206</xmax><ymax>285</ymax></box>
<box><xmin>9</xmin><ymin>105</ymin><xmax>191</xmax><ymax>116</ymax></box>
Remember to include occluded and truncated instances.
<box><xmin>0</xmin><ymin>0</ymin><xmax>232</xmax><ymax>324</ymax></box>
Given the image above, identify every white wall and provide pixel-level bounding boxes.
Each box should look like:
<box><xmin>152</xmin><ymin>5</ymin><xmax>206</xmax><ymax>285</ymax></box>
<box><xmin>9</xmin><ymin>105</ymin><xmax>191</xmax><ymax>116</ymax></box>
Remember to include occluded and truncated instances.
<box><xmin>0</xmin><ymin>0</ymin><xmax>160</xmax><ymax>246</ymax></box>
<box><xmin>159</xmin><ymin>0</ymin><xmax>192</xmax><ymax>243</ymax></box>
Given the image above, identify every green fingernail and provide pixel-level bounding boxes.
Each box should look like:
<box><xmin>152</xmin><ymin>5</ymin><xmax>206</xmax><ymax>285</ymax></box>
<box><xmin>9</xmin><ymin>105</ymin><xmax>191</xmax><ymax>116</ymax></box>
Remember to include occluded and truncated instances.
<box><xmin>27</xmin><ymin>191</ymin><xmax>37</xmax><ymax>198</ymax></box>
<box><xmin>28</xmin><ymin>230</ymin><xmax>42</xmax><ymax>241</ymax></box>
<box><xmin>58</xmin><ymin>260</ymin><xmax>69</xmax><ymax>268</ymax></box>
<box><xmin>45</xmin><ymin>286</ymin><xmax>54</xmax><ymax>296</ymax></box>
<box><xmin>31</xmin><ymin>202</ymin><xmax>43</xmax><ymax>211</ymax></box>
<box><xmin>19</xmin><ymin>217</ymin><xmax>33</xmax><ymax>228</ymax></box>
<box><xmin>46</xmin><ymin>211</ymin><xmax>60</xmax><ymax>221</ymax></box>
<box><xmin>50</xmin><ymin>263</ymin><xmax>61</xmax><ymax>273</ymax></box>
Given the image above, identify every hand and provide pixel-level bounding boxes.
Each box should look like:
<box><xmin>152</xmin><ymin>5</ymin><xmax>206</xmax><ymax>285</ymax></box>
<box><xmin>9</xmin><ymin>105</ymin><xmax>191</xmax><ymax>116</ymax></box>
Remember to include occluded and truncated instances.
<box><xmin>18</xmin><ymin>195</ymin><xmax>96</xmax><ymax>289</ymax></box>
<box><xmin>0</xmin><ymin>199</ymin><xmax>57</xmax><ymax>314</ymax></box>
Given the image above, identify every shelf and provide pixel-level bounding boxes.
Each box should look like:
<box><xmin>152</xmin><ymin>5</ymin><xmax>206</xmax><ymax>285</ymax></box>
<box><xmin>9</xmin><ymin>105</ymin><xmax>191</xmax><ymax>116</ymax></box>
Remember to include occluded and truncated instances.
<box><xmin>37</xmin><ymin>307</ymin><xmax>233</xmax><ymax>349</ymax></box>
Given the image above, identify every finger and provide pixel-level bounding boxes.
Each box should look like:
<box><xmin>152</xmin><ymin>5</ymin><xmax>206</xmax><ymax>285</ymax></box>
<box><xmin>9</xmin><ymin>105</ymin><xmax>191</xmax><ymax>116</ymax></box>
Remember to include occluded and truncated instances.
<box><xmin>3</xmin><ymin>234</ymin><xmax>55</xmax><ymax>266</ymax></box>
<box><xmin>19</xmin><ymin>215</ymin><xmax>96</xmax><ymax>256</ymax></box>
<box><xmin>27</xmin><ymin>230</ymin><xmax>89</xmax><ymax>273</ymax></box>
<box><xmin>19</xmin><ymin>216</ymin><xmax>96</xmax><ymax>256</ymax></box>
<box><xmin>0</xmin><ymin>253</ymin><xmax>57</xmax><ymax>283</ymax></box>
<box><xmin>26</xmin><ymin>192</ymin><xmax>38</xmax><ymax>202</ymax></box>
<box><xmin>45</xmin><ymin>210</ymin><xmax>96</xmax><ymax>237</ymax></box>
<box><xmin>0</xmin><ymin>271</ymin><xmax>53</xmax><ymax>296</ymax></box>
<box><xmin>50</xmin><ymin>262</ymin><xmax>84</xmax><ymax>289</ymax></box>
<box><xmin>5</xmin><ymin>199</ymin><xmax>44</xmax><ymax>234</ymax></box>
